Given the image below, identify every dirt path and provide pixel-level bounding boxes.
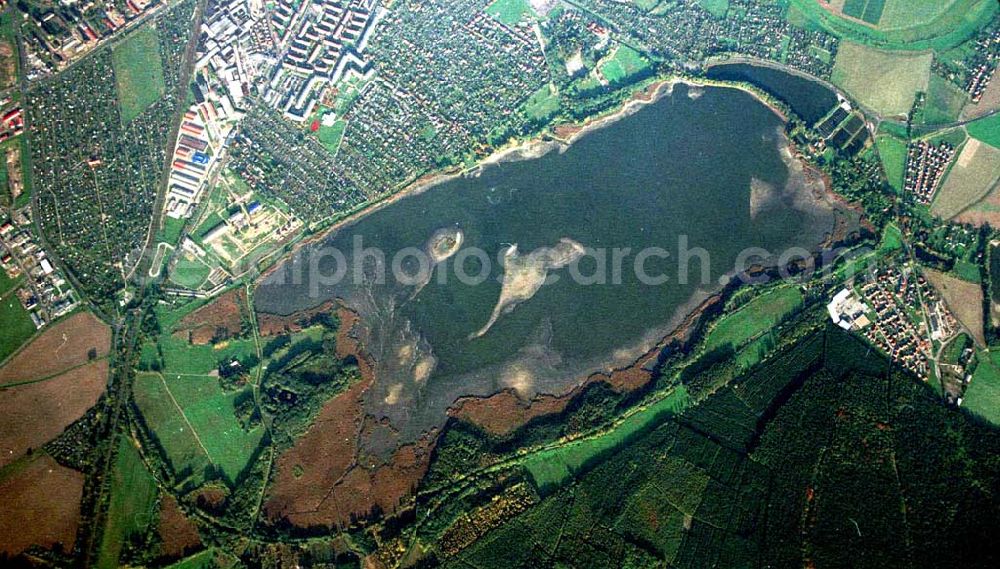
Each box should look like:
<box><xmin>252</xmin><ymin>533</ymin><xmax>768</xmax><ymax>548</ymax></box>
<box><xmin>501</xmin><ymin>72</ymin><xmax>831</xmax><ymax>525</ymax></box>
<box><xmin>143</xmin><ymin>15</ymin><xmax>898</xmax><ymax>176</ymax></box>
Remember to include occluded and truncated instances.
<box><xmin>155</xmin><ymin>372</ymin><xmax>214</xmax><ymax>462</ymax></box>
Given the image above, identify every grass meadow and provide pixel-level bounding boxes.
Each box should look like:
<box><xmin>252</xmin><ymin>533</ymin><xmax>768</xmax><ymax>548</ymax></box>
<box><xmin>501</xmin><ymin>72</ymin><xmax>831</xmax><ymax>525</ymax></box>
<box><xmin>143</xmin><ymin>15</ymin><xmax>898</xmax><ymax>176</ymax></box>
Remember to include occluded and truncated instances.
<box><xmin>703</xmin><ymin>286</ymin><xmax>804</xmax><ymax>354</ymax></box>
<box><xmin>96</xmin><ymin>437</ymin><xmax>159</xmax><ymax>569</ymax></box>
<box><xmin>523</xmin><ymin>387</ymin><xmax>691</xmax><ymax>491</ymax></box>
<box><xmin>965</xmin><ymin>350</ymin><xmax>1000</xmax><ymax>425</ymax></box>
<box><xmin>875</xmin><ymin>134</ymin><xmax>907</xmax><ymax>191</ymax></box>
<box><xmin>932</xmin><ymin>139</ymin><xmax>1000</xmax><ymax>219</ymax></box>
<box><xmin>113</xmin><ymin>26</ymin><xmax>166</xmax><ymax>124</ymax></box>
<box><xmin>967</xmin><ymin>113</ymin><xmax>1000</xmax><ymax>148</ymax></box>
<box><xmin>831</xmin><ymin>42</ymin><xmax>932</xmax><ymax>117</ymax></box>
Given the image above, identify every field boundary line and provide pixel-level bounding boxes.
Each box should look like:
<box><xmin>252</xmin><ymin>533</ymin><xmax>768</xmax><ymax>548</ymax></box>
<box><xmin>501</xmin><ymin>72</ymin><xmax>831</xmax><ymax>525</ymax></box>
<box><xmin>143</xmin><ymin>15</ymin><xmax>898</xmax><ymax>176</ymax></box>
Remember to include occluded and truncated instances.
<box><xmin>155</xmin><ymin>372</ymin><xmax>215</xmax><ymax>463</ymax></box>
<box><xmin>0</xmin><ymin>357</ymin><xmax>109</xmax><ymax>388</ymax></box>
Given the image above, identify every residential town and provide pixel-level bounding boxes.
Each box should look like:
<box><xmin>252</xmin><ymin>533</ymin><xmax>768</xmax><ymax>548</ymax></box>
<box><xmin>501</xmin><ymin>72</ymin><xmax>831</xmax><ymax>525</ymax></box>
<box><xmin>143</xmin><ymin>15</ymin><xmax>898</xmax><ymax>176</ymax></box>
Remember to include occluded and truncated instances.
<box><xmin>904</xmin><ymin>140</ymin><xmax>955</xmax><ymax>205</ymax></box>
<box><xmin>0</xmin><ymin>206</ymin><xmax>79</xmax><ymax>328</ymax></box>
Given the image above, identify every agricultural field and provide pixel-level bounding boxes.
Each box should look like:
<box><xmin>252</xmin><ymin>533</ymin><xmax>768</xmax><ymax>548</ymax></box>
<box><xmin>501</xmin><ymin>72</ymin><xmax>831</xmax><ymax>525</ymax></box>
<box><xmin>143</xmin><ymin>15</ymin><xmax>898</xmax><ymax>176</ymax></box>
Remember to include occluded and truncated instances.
<box><xmin>841</xmin><ymin>0</ymin><xmax>885</xmax><ymax>26</ymax></box>
<box><xmin>830</xmin><ymin>42</ymin><xmax>932</xmax><ymax>117</ymax></box>
<box><xmin>966</xmin><ymin>112</ymin><xmax>1000</xmax><ymax>148</ymax></box>
<box><xmin>932</xmin><ymin>139</ymin><xmax>1000</xmax><ymax>219</ymax></box>
<box><xmin>914</xmin><ymin>74</ymin><xmax>969</xmax><ymax>126</ymax></box>
<box><xmin>703</xmin><ymin>286</ymin><xmax>804</xmax><ymax>353</ymax></box>
<box><xmin>790</xmin><ymin>0</ymin><xmax>997</xmax><ymax>51</ymax></box>
<box><xmin>96</xmin><ymin>437</ymin><xmax>160</xmax><ymax>569</ymax></box>
<box><xmin>0</xmin><ymin>360</ymin><xmax>108</xmax><ymax>469</ymax></box>
<box><xmin>874</xmin><ymin>134</ymin><xmax>907</xmax><ymax>191</ymax></box>
<box><xmin>924</xmin><ymin>268</ymin><xmax>986</xmax><ymax>346</ymax></box>
<box><xmin>964</xmin><ymin>350</ymin><xmax>1000</xmax><ymax>424</ymax></box>
<box><xmin>876</xmin><ymin>0</ymin><xmax>958</xmax><ymax>30</ymax></box>
<box><xmin>0</xmin><ymin>311</ymin><xmax>111</xmax><ymax>384</ymax></box>
<box><xmin>113</xmin><ymin>25</ymin><xmax>167</xmax><ymax>124</ymax></box>
<box><xmin>0</xmin><ymin>453</ymin><xmax>84</xmax><ymax>556</ymax></box>
<box><xmin>155</xmin><ymin>495</ymin><xmax>202</xmax><ymax>561</ymax></box>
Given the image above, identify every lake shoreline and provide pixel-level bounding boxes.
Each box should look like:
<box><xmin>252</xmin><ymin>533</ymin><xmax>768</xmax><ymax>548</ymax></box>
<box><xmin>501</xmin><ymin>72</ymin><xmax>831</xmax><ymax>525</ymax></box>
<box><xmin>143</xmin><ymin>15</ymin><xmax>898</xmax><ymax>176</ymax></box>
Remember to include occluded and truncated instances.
<box><xmin>254</xmin><ymin>75</ymin><xmax>798</xmax><ymax>287</ymax></box>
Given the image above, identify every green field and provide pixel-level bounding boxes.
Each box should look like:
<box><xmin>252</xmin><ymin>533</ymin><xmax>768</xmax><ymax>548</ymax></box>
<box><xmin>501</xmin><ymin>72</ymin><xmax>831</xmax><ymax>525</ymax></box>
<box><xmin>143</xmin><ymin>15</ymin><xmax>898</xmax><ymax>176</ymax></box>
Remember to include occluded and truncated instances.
<box><xmin>134</xmin><ymin>370</ymin><xmax>263</xmax><ymax>484</ymax></box>
<box><xmin>842</xmin><ymin>0</ymin><xmax>885</xmax><ymax>25</ymax></box>
<box><xmin>523</xmin><ymin>387</ymin><xmax>691</xmax><ymax>490</ymax></box>
<box><xmin>915</xmin><ymin>74</ymin><xmax>969</xmax><ymax>126</ymax></box>
<box><xmin>168</xmin><ymin>254</ymin><xmax>213</xmax><ymax>290</ymax></box>
<box><xmin>113</xmin><ymin>25</ymin><xmax>166</xmax><ymax>124</ymax></box>
<box><xmin>157</xmin><ymin>334</ymin><xmax>256</xmax><ymax>377</ymax></box>
<box><xmin>925</xmin><ymin>126</ymin><xmax>969</xmax><ymax>148</ymax></box>
<box><xmin>831</xmin><ymin>42</ymin><xmax>932</xmax><ymax>117</ymax></box>
<box><xmin>317</xmin><ymin>119</ymin><xmax>346</xmax><ymax>155</ymax></box>
<box><xmin>878</xmin><ymin>0</ymin><xmax>961</xmax><ymax>31</ymax></box>
<box><xmin>875</xmin><ymin>134</ymin><xmax>907</xmax><ymax>191</ymax></box>
<box><xmin>788</xmin><ymin>0</ymin><xmax>997</xmax><ymax>52</ymax></box>
<box><xmin>696</xmin><ymin>0</ymin><xmax>729</xmax><ymax>19</ymax></box>
<box><xmin>485</xmin><ymin>0</ymin><xmax>535</xmax><ymax>26</ymax></box>
<box><xmin>964</xmin><ymin>350</ymin><xmax>1000</xmax><ymax>425</ymax></box>
<box><xmin>703</xmin><ymin>287</ymin><xmax>804</xmax><ymax>354</ymax></box>
<box><xmin>879</xmin><ymin>222</ymin><xmax>904</xmax><ymax>252</ymax></box>
<box><xmin>954</xmin><ymin>259</ymin><xmax>982</xmax><ymax>283</ymax></box>
<box><xmin>0</xmin><ymin>293</ymin><xmax>35</xmax><ymax>363</ymax></box>
<box><xmin>96</xmin><ymin>437</ymin><xmax>159</xmax><ymax>569</ymax></box>
<box><xmin>165</xmin><ymin>374</ymin><xmax>264</xmax><ymax>482</ymax></box>
<box><xmin>524</xmin><ymin>85</ymin><xmax>561</xmax><ymax>120</ymax></box>
<box><xmin>0</xmin><ymin>268</ymin><xmax>21</xmax><ymax>297</ymax></box>
<box><xmin>599</xmin><ymin>46</ymin><xmax>650</xmax><ymax>84</ymax></box>
<box><xmin>932</xmin><ymin>139</ymin><xmax>1000</xmax><ymax>219</ymax></box>
<box><xmin>134</xmin><ymin>372</ymin><xmax>212</xmax><ymax>482</ymax></box>
<box><xmin>158</xmin><ymin>216</ymin><xmax>186</xmax><ymax>247</ymax></box>
<box><xmin>166</xmin><ymin>548</ymin><xmax>237</xmax><ymax>569</ymax></box>
<box><xmin>967</xmin><ymin>113</ymin><xmax>1000</xmax><ymax>148</ymax></box>
<box><xmin>135</xmin><ymin>296</ymin><xmax>264</xmax><ymax>485</ymax></box>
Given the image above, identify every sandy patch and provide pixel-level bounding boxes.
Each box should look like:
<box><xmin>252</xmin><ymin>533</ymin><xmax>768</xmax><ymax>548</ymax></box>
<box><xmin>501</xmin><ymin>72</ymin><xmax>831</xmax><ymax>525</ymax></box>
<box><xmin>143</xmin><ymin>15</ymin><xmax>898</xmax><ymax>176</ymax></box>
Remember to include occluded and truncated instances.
<box><xmin>472</xmin><ymin>238</ymin><xmax>585</xmax><ymax>338</ymax></box>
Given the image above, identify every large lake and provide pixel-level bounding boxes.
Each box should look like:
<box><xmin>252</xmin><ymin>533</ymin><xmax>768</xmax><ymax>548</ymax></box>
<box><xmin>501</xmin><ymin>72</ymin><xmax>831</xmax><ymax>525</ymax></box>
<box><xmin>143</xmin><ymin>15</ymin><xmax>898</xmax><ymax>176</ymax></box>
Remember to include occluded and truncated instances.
<box><xmin>256</xmin><ymin>83</ymin><xmax>844</xmax><ymax>444</ymax></box>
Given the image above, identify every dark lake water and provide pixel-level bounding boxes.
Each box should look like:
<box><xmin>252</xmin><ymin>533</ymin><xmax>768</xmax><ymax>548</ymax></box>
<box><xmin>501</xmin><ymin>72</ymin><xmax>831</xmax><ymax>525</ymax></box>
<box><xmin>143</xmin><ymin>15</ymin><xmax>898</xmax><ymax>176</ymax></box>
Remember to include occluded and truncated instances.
<box><xmin>255</xmin><ymin>84</ymin><xmax>841</xmax><ymax>442</ymax></box>
<box><xmin>705</xmin><ymin>63</ymin><xmax>839</xmax><ymax>126</ymax></box>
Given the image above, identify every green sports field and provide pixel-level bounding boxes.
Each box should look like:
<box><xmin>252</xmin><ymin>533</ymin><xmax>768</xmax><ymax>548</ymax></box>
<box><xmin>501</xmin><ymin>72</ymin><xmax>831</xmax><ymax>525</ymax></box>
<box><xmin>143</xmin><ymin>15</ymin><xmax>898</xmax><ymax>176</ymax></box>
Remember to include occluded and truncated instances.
<box><xmin>113</xmin><ymin>25</ymin><xmax>166</xmax><ymax>124</ymax></box>
<box><xmin>831</xmin><ymin>42</ymin><xmax>932</xmax><ymax>118</ymax></box>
